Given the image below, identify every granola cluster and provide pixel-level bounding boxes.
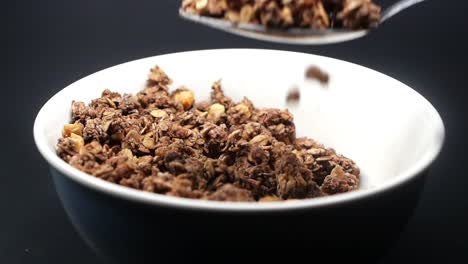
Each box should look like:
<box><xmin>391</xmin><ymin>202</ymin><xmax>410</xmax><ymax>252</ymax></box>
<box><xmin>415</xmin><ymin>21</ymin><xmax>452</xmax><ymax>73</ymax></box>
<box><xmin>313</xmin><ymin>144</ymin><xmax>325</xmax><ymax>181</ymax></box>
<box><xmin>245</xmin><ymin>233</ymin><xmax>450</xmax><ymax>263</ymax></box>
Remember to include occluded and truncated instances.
<box><xmin>57</xmin><ymin>66</ymin><xmax>360</xmax><ymax>202</ymax></box>
<box><xmin>182</xmin><ymin>0</ymin><xmax>381</xmax><ymax>30</ymax></box>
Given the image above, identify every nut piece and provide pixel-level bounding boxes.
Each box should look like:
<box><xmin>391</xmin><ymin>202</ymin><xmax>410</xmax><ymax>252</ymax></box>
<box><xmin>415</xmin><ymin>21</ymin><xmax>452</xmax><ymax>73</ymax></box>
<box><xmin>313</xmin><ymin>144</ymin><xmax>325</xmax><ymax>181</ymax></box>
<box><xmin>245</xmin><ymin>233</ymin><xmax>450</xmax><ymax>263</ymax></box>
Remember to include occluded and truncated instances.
<box><xmin>173</xmin><ymin>90</ymin><xmax>195</xmax><ymax>110</ymax></box>
<box><xmin>234</xmin><ymin>103</ymin><xmax>251</xmax><ymax>118</ymax></box>
<box><xmin>195</xmin><ymin>0</ymin><xmax>208</xmax><ymax>10</ymax></box>
<box><xmin>69</xmin><ymin>133</ymin><xmax>84</xmax><ymax>152</ymax></box>
<box><xmin>207</xmin><ymin>103</ymin><xmax>226</xmax><ymax>122</ymax></box>
<box><xmin>142</xmin><ymin>132</ymin><xmax>157</xmax><ymax>150</ymax></box>
<box><xmin>63</xmin><ymin>123</ymin><xmax>84</xmax><ymax>137</ymax></box>
<box><xmin>150</xmin><ymin>109</ymin><xmax>168</xmax><ymax>119</ymax></box>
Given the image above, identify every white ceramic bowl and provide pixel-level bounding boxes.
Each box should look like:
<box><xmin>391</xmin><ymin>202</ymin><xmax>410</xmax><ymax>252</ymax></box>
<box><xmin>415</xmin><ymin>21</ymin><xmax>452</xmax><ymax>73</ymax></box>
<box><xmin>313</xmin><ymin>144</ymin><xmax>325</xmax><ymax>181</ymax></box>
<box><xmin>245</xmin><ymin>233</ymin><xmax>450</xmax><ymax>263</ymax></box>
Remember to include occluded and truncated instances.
<box><xmin>33</xmin><ymin>49</ymin><xmax>445</xmax><ymax>263</ymax></box>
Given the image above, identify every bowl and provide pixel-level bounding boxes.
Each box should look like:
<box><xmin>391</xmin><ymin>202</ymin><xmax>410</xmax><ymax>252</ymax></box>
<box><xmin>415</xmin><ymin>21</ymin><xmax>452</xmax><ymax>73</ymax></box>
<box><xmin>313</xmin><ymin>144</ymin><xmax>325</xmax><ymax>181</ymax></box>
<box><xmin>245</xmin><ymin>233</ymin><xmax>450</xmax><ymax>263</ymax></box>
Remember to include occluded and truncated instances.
<box><xmin>33</xmin><ymin>49</ymin><xmax>445</xmax><ymax>264</ymax></box>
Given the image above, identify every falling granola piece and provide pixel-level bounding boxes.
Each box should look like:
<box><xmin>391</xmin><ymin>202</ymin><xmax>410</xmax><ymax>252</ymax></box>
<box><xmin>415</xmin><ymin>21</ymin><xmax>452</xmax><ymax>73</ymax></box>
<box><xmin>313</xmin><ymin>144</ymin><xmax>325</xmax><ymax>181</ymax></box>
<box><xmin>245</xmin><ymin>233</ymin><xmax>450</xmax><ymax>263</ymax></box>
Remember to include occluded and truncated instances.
<box><xmin>305</xmin><ymin>65</ymin><xmax>330</xmax><ymax>84</ymax></box>
<box><xmin>286</xmin><ymin>87</ymin><xmax>301</xmax><ymax>104</ymax></box>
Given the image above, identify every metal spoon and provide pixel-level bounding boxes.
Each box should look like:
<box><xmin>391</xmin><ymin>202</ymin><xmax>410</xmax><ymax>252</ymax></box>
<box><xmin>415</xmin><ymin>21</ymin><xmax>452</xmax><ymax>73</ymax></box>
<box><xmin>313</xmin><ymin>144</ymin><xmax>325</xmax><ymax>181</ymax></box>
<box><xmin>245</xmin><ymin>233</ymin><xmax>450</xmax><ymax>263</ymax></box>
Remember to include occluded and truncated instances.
<box><xmin>179</xmin><ymin>0</ymin><xmax>426</xmax><ymax>45</ymax></box>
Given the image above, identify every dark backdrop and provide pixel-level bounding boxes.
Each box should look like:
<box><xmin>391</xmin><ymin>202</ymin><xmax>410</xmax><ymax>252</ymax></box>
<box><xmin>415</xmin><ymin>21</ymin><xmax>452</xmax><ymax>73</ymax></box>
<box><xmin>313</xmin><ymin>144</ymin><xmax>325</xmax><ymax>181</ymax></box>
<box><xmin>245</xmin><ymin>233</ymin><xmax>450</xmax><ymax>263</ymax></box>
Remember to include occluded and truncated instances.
<box><xmin>2</xmin><ymin>0</ymin><xmax>468</xmax><ymax>263</ymax></box>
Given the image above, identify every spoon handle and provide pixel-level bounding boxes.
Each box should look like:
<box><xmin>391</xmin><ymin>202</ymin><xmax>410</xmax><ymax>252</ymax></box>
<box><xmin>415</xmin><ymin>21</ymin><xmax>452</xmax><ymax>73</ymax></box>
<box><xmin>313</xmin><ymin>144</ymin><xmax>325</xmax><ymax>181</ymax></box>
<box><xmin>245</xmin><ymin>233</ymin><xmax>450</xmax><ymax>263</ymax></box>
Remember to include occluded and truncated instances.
<box><xmin>381</xmin><ymin>0</ymin><xmax>427</xmax><ymax>22</ymax></box>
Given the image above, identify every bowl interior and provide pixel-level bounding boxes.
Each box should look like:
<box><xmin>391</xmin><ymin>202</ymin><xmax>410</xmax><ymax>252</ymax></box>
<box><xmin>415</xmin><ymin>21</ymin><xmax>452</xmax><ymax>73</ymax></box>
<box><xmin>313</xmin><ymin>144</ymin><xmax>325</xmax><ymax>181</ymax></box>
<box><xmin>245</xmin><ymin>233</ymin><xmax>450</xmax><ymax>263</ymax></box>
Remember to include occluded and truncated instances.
<box><xmin>34</xmin><ymin>49</ymin><xmax>444</xmax><ymax>208</ymax></box>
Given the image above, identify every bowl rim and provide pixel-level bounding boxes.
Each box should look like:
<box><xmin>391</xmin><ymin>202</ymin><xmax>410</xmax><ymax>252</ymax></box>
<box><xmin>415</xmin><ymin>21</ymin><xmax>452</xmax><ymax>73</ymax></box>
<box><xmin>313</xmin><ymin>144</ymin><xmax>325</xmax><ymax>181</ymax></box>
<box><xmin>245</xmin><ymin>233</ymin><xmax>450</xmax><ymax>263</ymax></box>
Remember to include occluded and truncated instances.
<box><xmin>33</xmin><ymin>48</ymin><xmax>446</xmax><ymax>212</ymax></box>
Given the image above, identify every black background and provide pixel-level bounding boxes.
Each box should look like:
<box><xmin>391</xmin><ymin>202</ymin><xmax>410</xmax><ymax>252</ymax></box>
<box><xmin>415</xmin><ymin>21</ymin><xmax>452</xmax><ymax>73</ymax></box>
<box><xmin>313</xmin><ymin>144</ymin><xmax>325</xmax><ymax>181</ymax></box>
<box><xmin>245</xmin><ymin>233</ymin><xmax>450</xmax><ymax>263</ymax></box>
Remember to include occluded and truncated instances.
<box><xmin>2</xmin><ymin>0</ymin><xmax>468</xmax><ymax>263</ymax></box>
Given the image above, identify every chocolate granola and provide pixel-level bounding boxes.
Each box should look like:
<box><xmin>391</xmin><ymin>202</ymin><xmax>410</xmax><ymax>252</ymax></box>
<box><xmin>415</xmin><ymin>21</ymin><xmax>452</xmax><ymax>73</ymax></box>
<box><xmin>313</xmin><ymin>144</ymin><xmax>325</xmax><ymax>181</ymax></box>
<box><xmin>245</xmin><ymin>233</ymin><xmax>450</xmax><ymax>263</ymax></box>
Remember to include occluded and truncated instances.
<box><xmin>305</xmin><ymin>65</ymin><xmax>330</xmax><ymax>84</ymax></box>
<box><xmin>286</xmin><ymin>87</ymin><xmax>301</xmax><ymax>104</ymax></box>
<box><xmin>57</xmin><ymin>65</ymin><xmax>360</xmax><ymax>202</ymax></box>
<box><xmin>182</xmin><ymin>0</ymin><xmax>381</xmax><ymax>30</ymax></box>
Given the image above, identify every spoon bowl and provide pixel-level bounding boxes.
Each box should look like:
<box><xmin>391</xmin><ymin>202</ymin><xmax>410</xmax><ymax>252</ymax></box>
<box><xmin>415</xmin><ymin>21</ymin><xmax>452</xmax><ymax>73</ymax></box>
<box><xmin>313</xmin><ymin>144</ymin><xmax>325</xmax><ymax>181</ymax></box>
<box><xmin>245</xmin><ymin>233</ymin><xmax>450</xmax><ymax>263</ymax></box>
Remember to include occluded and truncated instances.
<box><xmin>179</xmin><ymin>0</ymin><xmax>426</xmax><ymax>45</ymax></box>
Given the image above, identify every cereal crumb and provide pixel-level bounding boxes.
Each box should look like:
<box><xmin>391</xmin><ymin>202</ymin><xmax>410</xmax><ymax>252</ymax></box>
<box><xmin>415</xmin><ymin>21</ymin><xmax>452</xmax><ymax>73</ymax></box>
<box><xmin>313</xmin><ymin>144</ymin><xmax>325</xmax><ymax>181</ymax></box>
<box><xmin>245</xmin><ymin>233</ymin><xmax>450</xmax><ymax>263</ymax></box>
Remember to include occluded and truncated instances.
<box><xmin>305</xmin><ymin>65</ymin><xmax>329</xmax><ymax>85</ymax></box>
<box><xmin>321</xmin><ymin>165</ymin><xmax>360</xmax><ymax>195</ymax></box>
<box><xmin>286</xmin><ymin>87</ymin><xmax>300</xmax><ymax>104</ymax></box>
